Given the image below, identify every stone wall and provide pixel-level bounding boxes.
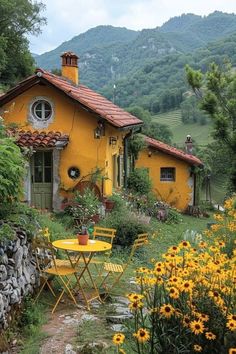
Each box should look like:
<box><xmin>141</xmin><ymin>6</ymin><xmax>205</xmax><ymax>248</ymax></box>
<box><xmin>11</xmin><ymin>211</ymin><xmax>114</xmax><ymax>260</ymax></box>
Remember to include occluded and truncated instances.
<box><xmin>0</xmin><ymin>224</ymin><xmax>38</xmax><ymax>329</ymax></box>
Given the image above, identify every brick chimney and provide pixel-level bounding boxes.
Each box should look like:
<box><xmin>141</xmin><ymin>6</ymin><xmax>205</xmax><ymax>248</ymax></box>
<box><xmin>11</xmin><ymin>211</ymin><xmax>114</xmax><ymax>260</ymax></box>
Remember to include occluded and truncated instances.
<box><xmin>185</xmin><ymin>134</ymin><xmax>193</xmax><ymax>154</ymax></box>
<box><xmin>61</xmin><ymin>52</ymin><xmax>79</xmax><ymax>85</ymax></box>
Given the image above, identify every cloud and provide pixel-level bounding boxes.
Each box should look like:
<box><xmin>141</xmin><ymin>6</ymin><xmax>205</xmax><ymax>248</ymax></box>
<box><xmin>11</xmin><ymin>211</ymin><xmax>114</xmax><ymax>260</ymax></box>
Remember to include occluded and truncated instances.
<box><xmin>29</xmin><ymin>0</ymin><xmax>236</xmax><ymax>54</ymax></box>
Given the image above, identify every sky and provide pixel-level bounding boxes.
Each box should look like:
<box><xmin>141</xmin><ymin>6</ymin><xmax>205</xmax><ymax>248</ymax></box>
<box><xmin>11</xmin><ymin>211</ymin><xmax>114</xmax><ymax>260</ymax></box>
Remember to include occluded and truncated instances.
<box><xmin>29</xmin><ymin>0</ymin><xmax>236</xmax><ymax>55</ymax></box>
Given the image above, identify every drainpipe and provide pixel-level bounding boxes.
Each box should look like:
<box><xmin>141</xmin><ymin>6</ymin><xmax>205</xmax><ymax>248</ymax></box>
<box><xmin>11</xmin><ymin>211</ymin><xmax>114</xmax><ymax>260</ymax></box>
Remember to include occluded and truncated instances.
<box><xmin>123</xmin><ymin>130</ymin><xmax>133</xmax><ymax>189</ymax></box>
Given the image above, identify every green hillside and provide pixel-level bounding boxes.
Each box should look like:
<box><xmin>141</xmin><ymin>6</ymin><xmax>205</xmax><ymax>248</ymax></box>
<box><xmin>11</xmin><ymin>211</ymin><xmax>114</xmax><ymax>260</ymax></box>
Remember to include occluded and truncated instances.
<box><xmin>152</xmin><ymin>110</ymin><xmax>213</xmax><ymax>147</ymax></box>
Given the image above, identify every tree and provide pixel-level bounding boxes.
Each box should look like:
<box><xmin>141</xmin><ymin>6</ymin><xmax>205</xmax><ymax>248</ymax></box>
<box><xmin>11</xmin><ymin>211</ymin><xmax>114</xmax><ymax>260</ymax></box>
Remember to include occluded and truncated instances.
<box><xmin>186</xmin><ymin>62</ymin><xmax>236</xmax><ymax>192</ymax></box>
<box><xmin>0</xmin><ymin>0</ymin><xmax>46</xmax><ymax>88</ymax></box>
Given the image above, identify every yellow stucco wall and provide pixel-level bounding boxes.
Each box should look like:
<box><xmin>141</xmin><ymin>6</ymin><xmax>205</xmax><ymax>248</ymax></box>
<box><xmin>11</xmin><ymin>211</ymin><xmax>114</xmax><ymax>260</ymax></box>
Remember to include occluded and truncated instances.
<box><xmin>136</xmin><ymin>148</ymin><xmax>194</xmax><ymax>211</ymax></box>
<box><xmin>2</xmin><ymin>83</ymin><xmax>124</xmax><ymax>198</ymax></box>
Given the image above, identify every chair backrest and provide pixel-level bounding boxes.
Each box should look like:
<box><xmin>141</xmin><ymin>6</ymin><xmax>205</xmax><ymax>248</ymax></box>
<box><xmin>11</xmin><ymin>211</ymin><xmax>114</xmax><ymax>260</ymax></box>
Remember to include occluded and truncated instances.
<box><xmin>93</xmin><ymin>226</ymin><xmax>116</xmax><ymax>245</ymax></box>
<box><xmin>32</xmin><ymin>237</ymin><xmax>57</xmax><ymax>272</ymax></box>
<box><xmin>127</xmin><ymin>233</ymin><xmax>149</xmax><ymax>264</ymax></box>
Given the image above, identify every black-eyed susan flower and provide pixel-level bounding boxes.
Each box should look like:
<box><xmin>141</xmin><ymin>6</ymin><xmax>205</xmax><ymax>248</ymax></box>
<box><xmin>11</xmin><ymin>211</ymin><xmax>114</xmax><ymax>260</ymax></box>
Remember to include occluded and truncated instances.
<box><xmin>133</xmin><ymin>328</ymin><xmax>150</xmax><ymax>343</ymax></box>
<box><xmin>229</xmin><ymin>349</ymin><xmax>236</xmax><ymax>354</ymax></box>
<box><xmin>190</xmin><ymin>320</ymin><xmax>205</xmax><ymax>335</ymax></box>
<box><xmin>193</xmin><ymin>344</ymin><xmax>202</xmax><ymax>352</ymax></box>
<box><xmin>168</xmin><ymin>287</ymin><xmax>179</xmax><ymax>299</ymax></box>
<box><xmin>129</xmin><ymin>301</ymin><xmax>143</xmax><ymax>311</ymax></box>
<box><xmin>227</xmin><ymin>314</ymin><xmax>236</xmax><ymax>322</ymax></box>
<box><xmin>182</xmin><ymin>315</ymin><xmax>191</xmax><ymax>328</ymax></box>
<box><xmin>160</xmin><ymin>304</ymin><xmax>175</xmax><ymax>318</ymax></box>
<box><xmin>226</xmin><ymin>320</ymin><xmax>236</xmax><ymax>331</ymax></box>
<box><xmin>180</xmin><ymin>240</ymin><xmax>191</xmax><ymax>248</ymax></box>
<box><xmin>127</xmin><ymin>293</ymin><xmax>144</xmax><ymax>303</ymax></box>
<box><xmin>205</xmin><ymin>332</ymin><xmax>216</xmax><ymax>340</ymax></box>
<box><xmin>180</xmin><ymin>280</ymin><xmax>194</xmax><ymax>293</ymax></box>
<box><xmin>112</xmin><ymin>333</ymin><xmax>125</xmax><ymax>345</ymax></box>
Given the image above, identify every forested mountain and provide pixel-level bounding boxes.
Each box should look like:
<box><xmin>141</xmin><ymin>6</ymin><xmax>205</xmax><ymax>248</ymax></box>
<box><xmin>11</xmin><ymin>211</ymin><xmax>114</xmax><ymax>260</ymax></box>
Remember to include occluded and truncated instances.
<box><xmin>34</xmin><ymin>11</ymin><xmax>236</xmax><ymax>110</ymax></box>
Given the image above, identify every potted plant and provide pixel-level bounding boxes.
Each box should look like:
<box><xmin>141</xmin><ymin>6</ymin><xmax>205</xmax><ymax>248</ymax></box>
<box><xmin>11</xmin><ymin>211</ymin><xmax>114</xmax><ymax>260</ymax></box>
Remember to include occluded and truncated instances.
<box><xmin>77</xmin><ymin>226</ymin><xmax>89</xmax><ymax>245</ymax></box>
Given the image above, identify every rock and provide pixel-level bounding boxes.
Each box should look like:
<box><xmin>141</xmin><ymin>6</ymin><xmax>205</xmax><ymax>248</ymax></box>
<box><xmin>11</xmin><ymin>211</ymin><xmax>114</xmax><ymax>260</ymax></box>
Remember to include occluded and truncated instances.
<box><xmin>13</xmin><ymin>246</ymin><xmax>23</xmax><ymax>268</ymax></box>
<box><xmin>64</xmin><ymin>343</ymin><xmax>76</xmax><ymax>354</ymax></box>
<box><xmin>110</xmin><ymin>324</ymin><xmax>125</xmax><ymax>332</ymax></box>
<box><xmin>0</xmin><ymin>265</ymin><xmax>7</xmax><ymax>281</ymax></box>
<box><xmin>0</xmin><ymin>254</ymin><xmax>8</xmax><ymax>265</ymax></box>
<box><xmin>106</xmin><ymin>314</ymin><xmax>132</xmax><ymax>323</ymax></box>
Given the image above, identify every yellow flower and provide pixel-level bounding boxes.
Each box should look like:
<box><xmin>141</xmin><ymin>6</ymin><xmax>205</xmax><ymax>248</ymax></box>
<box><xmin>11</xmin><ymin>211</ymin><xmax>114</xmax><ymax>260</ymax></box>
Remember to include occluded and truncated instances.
<box><xmin>180</xmin><ymin>240</ymin><xmax>191</xmax><ymax>248</ymax></box>
<box><xmin>160</xmin><ymin>304</ymin><xmax>175</xmax><ymax>318</ymax></box>
<box><xmin>129</xmin><ymin>301</ymin><xmax>143</xmax><ymax>311</ymax></box>
<box><xmin>112</xmin><ymin>333</ymin><xmax>125</xmax><ymax>345</ymax></box>
<box><xmin>133</xmin><ymin>328</ymin><xmax>150</xmax><ymax>343</ymax></box>
<box><xmin>211</xmin><ymin>224</ymin><xmax>221</xmax><ymax>232</ymax></box>
<box><xmin>193</xmin><ymin>344</ymin><xmax>202</xmax><ymax>352</ymax></box>
<box><xmin>190</xmin><ymin>320</ymin><xmax>205</xmax><ymax>335</ymax></box>
<box><xmin>127</xmin><ymin>293</ymin><xmax>144</xmax><ymax>303</ymax></box>
<box><xmin>229</xmin><ymin>349</ymin><xmax>236</xmax><ymax>354</ymax></box>
<box><xmin>227</xmin><ymin>222</ymin><xmax>236</xmax><ymax>232</ymax></box>
<box><xmin>213</xmin><ymin>213</ymin><xmax>224</xmax><ymax>221</ymax></box>
<box><xmin>168</xmin><ymin>287</ymin><xmax>179</xmax><ymax>299</ymax></box>
<box><xmin>226</xmin><ymin>320</ymin><xmax>236</xmax><ymax>331</ymax></box>
<box><xmin>224</xmin><ymin>198</ymin><xmax>233</xmax><ymax>210</ymax></box>
<box><xmin>227</xmin><ymin>314</ymin><xmax>236</xmax><ymax>322</ymax></box>
<box><xmin>182</xmin><ymin>315</ymin><xmax>191</xmax><ymax>328</ymax></box>
<box><xmin>180</xmin><ymin>279</ymin><xmax>194</xmax><ymax>293</ymax></box>
<box><xmin>205</xmin><ymin>332</ymin><xmax>216</xmax><ymax>340</ymax></box>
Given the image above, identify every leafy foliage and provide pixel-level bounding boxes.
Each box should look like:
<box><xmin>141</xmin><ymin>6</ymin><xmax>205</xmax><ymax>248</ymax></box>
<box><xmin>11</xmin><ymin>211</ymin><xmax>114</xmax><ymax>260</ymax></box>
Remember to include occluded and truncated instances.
<box><xmin>0</xmin><ymin>0</ymin><xmax>46</xmax><ymax>88</ymax></box>
<box><xmin>127</xmin><ymin>168</ymin><xmax>152</xmax><ymax>195</ymax></box>
<box><xmin>0</xmin><ymin>118</ymin><xmax>25</xmax><ymax>208</ymax></box>
<box><xmin>186</xmin><ymin>62</ymin><xmax>236</xmax><ymax>192</ymax></box>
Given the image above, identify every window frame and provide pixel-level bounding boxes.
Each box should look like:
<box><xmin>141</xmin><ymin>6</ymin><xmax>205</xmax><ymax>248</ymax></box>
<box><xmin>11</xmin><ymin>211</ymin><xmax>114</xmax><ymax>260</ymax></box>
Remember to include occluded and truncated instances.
<box><xmin>160</xmin><ymin>167</ymin><xmax>176</xmax><ymax>182</ymax></box>
<box><xmin>31</xmin><ymin>99</ymin><xmax>52</xmax><ymax>121</ymax></box>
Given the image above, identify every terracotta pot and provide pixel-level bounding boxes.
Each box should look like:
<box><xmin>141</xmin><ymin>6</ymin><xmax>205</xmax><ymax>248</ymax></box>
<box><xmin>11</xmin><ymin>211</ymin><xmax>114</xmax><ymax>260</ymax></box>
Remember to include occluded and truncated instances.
<box><xmin>91</xmin><ymin>214</ymin><xmax>100</xmax><ymax>223</ymax></box>
<box><xmin>77</xmin><ymin>233</ymin><xmax>89</xmax><ymax>245</ymax></box>
<box><xmin>105</xmin><ymin>200</ymin><xmax>115</xmax><ymax>210</ymax></box>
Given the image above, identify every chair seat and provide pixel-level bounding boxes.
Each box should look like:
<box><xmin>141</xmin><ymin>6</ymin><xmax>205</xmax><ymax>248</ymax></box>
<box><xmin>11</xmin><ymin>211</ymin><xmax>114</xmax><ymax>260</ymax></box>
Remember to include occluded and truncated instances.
<box><xmin>45</xmin><ymin>266</ymin><xmax>77</xmax><ymax>276</ymax></box>
<box><xmin>104</xmin><ymin>262</ymin><xmax>123</xmax><ymax>273</ymax></box>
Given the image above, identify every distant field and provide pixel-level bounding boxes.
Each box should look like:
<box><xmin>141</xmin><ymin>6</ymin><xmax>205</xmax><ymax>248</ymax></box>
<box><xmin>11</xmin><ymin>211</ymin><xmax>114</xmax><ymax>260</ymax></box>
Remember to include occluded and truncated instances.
<box><xmin>152</xmin><ymin>109</ymin><xmax>213</xmax><ymax>147</ymax></box>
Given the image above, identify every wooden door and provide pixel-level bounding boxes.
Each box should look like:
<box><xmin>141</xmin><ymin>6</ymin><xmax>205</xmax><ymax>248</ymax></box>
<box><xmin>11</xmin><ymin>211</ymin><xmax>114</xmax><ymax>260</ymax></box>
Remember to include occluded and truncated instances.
<box><xmin>31</xmin><ymin>151</ymin><xmax>53</xmax><ymax>210</ymax></box>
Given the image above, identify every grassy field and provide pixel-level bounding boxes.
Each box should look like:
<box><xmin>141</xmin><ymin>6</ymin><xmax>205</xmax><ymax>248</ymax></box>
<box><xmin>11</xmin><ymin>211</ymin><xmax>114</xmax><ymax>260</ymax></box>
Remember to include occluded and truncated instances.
<box><xmin>152</xmin><ymin>109</ymin><xmax>213</xmax><ymax>147</ymax></box>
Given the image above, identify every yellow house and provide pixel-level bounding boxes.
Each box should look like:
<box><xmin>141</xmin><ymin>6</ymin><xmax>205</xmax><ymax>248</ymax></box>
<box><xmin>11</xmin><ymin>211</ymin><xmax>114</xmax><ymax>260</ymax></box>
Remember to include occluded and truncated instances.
<box><xmin>0</xmin><ymin>52</ymin><xmax>142</xmax><ymax>210</ymax></box>
<box><xmin>136</xmin><ymin>136</ymin><xmax>203</xmax><ymax>211</ymax></box>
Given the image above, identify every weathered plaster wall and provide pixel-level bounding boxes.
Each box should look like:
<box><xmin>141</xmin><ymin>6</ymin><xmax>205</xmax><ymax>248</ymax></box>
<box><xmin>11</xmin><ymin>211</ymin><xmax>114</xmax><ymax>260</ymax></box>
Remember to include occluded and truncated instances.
<box><xmin>0</xmin><ymin>224</ymin><xmax>38</xmax><ymax>329</ymax></box>
<box><xmin>136</xmin><ymin>148</ymin><xmax>193</xmax><ymax>211</ymax></box>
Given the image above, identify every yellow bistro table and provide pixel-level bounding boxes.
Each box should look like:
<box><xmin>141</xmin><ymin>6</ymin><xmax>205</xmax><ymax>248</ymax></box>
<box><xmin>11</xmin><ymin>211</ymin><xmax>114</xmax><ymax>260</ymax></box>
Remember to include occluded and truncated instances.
<box><xmin>52</xmin><ymin>238</ymin><xmax>112</xmax><ymax>309</ymax></box>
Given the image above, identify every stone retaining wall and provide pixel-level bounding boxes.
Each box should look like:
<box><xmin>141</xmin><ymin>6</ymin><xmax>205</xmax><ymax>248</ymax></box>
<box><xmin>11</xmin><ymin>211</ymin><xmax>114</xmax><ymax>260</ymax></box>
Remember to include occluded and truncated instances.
<box><xmin>0</xmin><ymin>224</ymin><xmax>38</xmax><ymax>329</ymax></box>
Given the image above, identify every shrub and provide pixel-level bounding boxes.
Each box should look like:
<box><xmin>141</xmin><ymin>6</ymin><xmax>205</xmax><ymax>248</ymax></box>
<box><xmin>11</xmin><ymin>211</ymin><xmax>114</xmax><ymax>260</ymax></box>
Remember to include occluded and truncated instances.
<box><xmin>64</xmin><ymin>188</ymin><xmax>100</xmax><ymax>228</ymax></box>
<box><xmin>0</xmin><ymin>118</ymin><xmax>25</xmax><ymax>209</ymax></box>
<box><xmin>100</xmin><ymin>209</ymin><xmax>150</xmax><ymax>246</ymax></box>
<box><xmin>127</xmin><ymin>168</ymin><xmax>152</xmax><ymax>195</ymax></box>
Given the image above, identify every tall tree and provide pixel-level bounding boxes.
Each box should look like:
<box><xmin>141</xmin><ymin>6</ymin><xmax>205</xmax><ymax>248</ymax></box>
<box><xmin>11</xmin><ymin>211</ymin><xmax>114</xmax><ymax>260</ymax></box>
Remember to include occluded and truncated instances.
<box><xmin>0</xmin><ymin>0</ymin><xmax>46</xmax><ymax>88</ymax></box>
<box><xmin>186</xmin><ymin>62</ymin><xmax>236</xmax><ymax>192</ymax></box>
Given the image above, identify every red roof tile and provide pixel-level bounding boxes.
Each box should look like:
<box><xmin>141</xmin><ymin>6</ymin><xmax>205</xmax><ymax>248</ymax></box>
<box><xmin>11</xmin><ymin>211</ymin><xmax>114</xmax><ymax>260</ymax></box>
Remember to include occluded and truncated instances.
<box><xmin>0</xmin><ymin>69</ymin><xmax>143</xmax><ymax>129</ymax></box>
<box><xmin>145</xmin><ymin>136</ymin><xmax>203</xmax><ymax>166</ymax></box>
<box><xmin>10</xmin><ymin>130</ymin><xmax>69</xmax><ymax>148</ymax></box>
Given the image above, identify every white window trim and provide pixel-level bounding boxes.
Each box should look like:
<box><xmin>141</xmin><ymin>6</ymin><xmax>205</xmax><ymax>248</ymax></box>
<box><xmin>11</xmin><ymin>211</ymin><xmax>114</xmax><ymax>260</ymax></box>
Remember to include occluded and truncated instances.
<box><xmin>160</xmin><ymin>167</ymin><xmax>176</xmax><ymax>182</ymax></box>
<box><xmin>28</xmin><ymin>96</ymin><xmax>55</xmax><ymax>129</ymax></box>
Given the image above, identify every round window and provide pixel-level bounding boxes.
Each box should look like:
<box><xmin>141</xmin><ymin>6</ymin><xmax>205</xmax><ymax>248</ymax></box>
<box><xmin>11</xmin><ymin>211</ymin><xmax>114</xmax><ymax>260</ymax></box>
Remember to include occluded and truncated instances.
<box><xmin>32</xmin><ymin>100</ymin><xmax>52</xmax><ymax>121</ymax></box>
<box><xmin>68</xmin><ymin>167</ymin><xmax>80</xmax><ymax>180</ymax></box>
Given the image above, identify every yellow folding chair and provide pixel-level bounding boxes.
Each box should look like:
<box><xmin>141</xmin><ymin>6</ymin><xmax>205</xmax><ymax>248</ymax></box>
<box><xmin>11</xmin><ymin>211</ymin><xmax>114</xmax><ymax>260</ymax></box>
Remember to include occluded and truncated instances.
<box><xmin>100</xmin><ymin>233</ymin><xmax>148</xmax><ymax>298</ymax></box>
<box><xmin>32</xmin><ymin>237</ymin><xmax>79</xmax><ymax>314</ymax></box>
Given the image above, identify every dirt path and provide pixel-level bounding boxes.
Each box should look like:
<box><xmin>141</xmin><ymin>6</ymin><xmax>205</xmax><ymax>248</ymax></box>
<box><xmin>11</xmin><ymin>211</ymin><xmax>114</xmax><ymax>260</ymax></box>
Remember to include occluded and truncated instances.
<box><xmin>39</xmin><ymin>304</ymin><xmax>86</xmax><ymax>354</ymax></box>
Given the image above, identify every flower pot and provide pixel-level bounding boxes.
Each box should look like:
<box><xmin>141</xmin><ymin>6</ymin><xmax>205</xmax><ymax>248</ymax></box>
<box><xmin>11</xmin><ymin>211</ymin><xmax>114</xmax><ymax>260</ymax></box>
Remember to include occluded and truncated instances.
<box><xmin>105</xmin><ymin>200</ymin><xmax>115</xmax><ymax>211</ymax></box>
<box><xmin>91</xmin><ymin>214</ymin><xmax>100</xmax><ymax>223</ymax></box>
<box><xmin>77</xmin><ymin>233</ymin><xmax>89</xmax><ymax>245</ymax></box>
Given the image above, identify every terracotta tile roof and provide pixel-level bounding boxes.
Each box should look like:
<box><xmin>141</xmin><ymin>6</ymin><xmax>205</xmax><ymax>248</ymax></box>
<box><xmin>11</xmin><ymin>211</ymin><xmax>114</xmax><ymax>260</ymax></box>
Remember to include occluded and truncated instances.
<box><xmin>10</xmin><ymin>130</ymin><xmax>69</xmax><ymax>148</ymax></box>
<box><xmin>145</xmin><ymin>136</ymin><xmax>203</xmax><ymax>166</ymax></box>
<box><xmin>0</xmin><ymin>69</ymin><xmax>143</xmax><ymax>129</ymax></box>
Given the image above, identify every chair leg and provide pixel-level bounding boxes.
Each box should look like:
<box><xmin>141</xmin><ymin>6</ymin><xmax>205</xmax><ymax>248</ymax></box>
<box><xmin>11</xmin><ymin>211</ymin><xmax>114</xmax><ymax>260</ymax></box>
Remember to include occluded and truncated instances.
<box><xmin>34</xmin><ymin>277</ymin><xmax>56</xmax><ymax>303</ymax></box>
<box><xmin>103</xmin><ymin>272</ymin><xmax>124</xmax><ymax>300</ymax></box>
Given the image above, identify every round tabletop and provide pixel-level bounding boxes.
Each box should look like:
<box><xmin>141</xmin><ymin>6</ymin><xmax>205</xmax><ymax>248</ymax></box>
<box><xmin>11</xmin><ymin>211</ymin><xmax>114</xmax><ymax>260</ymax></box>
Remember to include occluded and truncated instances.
<box><xmin>52</xmin><ymin>239</ymin><xmax>112</xmax><ymax>253</ymax></box>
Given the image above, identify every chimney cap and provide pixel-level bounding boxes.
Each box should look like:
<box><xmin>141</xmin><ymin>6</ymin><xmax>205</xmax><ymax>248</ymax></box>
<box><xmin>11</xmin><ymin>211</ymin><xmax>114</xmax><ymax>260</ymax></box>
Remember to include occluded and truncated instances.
<box><xmin>61</xmin><ymin>51</ymin><xmax>79</xmax><ymax>59</ymax></box>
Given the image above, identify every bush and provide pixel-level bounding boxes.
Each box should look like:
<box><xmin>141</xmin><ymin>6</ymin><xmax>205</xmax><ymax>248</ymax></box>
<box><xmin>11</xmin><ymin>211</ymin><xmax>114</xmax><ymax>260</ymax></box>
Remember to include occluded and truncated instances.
<box><xmin>0</xmin><ymin>118</ymin><xmax>25</xmax><ymax>209</ymax></box>
<box><xmin>100</xmin><ymin>209</ymin><xmax>150</xmax><ymax>246</ymax></box>
<box><xmin>127</xmin><ymin>168</ymin><xmax>152</xmax><ymax>195</ymax></box>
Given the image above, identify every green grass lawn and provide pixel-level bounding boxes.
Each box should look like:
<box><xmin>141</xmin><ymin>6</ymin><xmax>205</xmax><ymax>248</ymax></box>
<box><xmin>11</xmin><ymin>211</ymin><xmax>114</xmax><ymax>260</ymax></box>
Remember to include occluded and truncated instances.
<box><xmin>152</xmin><ymin>109</ymin><xmax>213</xmax><ymax>147</ymax></box>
